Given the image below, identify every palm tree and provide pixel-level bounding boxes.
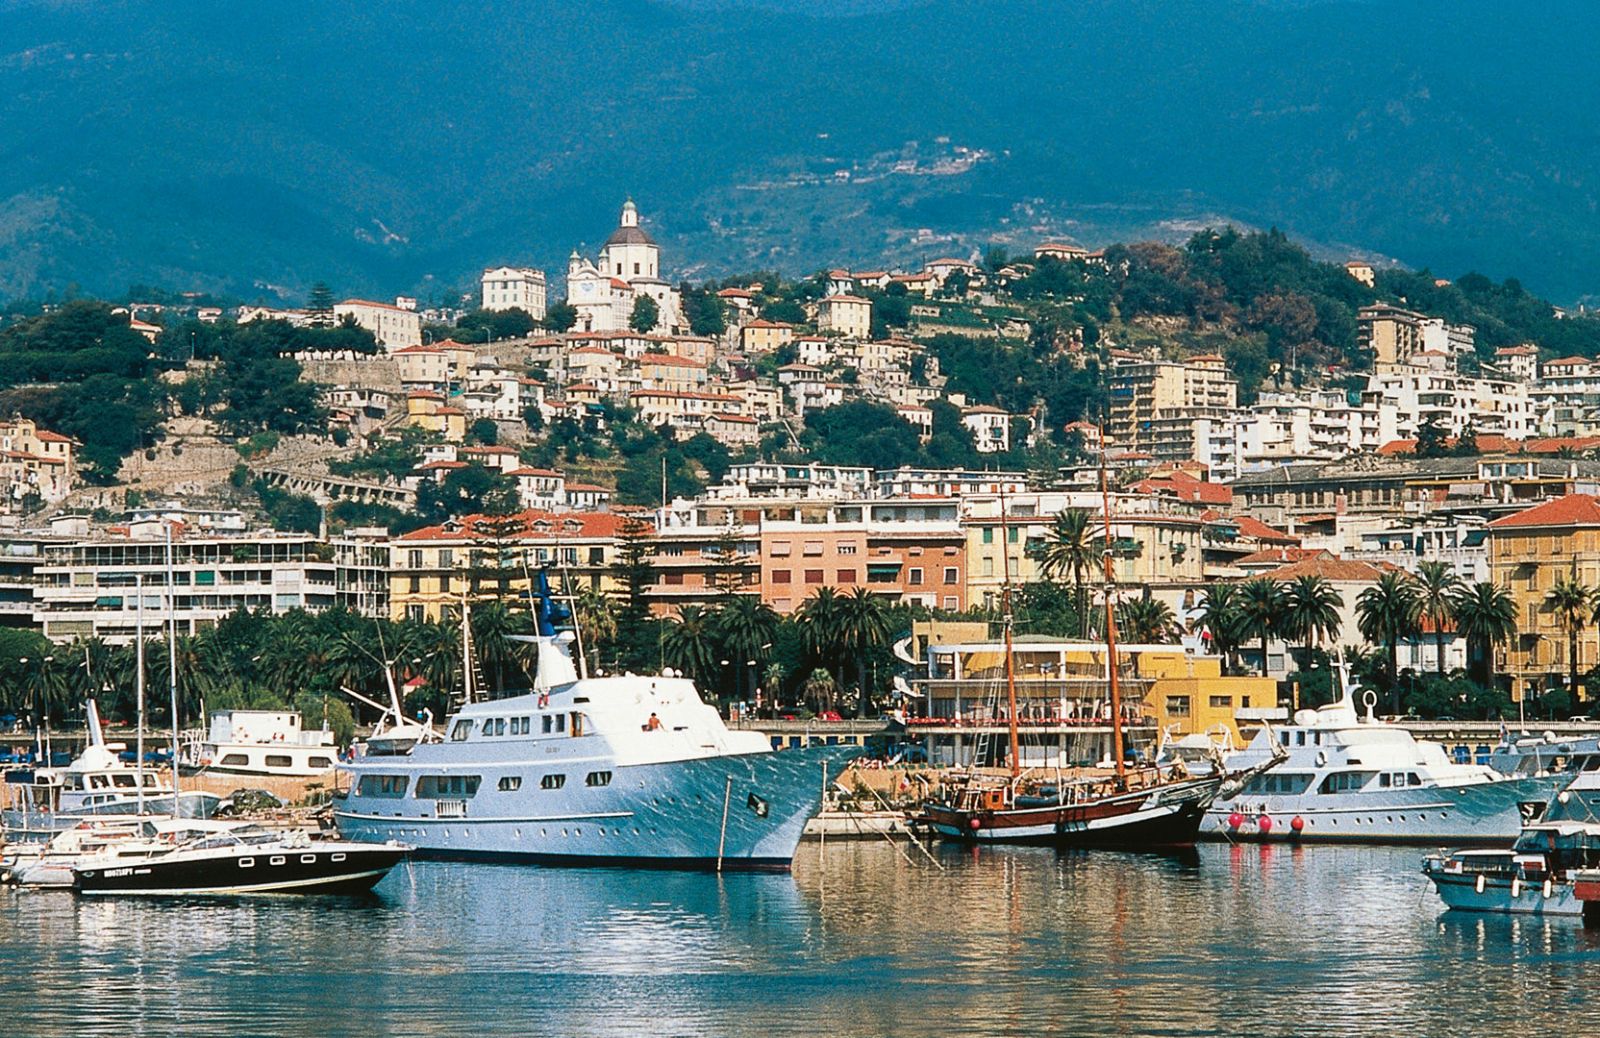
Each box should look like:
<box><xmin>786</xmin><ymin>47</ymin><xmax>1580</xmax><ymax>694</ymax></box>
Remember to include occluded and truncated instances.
<box><xmin>1454</xmin><ymin>581</ymin><xmax>1518</xmax><ymax>689</ymax></box>
<box><xmin>836</xmin><ymin>587</ymin><xmax>893</xmax><ymax>717</ymax></box>
<box><xmin>795</xmin><ymin>587</ymin><xmax>845</xmax><ymax>682</ymax></box>
<box><xmin>1356</xmin><ymin>570</ymin><xmax>1421</xmax><ymax>703</ymax></box>
<box><xmin>1197</xmin><ymin>583</ymin><xmax>1249</xmax><ymax>673</ymax></box>
<box><xmin>471</xmin><ymin>600</ymin><xmax>533</xmax><ymax>694</ymax></box>
<box><xmin>1036</xmin><ymin>508</ymin><xmax>1103</xmax><ymax>637</ymax></box>
<box><xmin>1117</xmin><ymin>596</ymin><xmax>1179</xmax><ymax>644</ymax></box>
<box><xmin>1547</xmin><ymin>573</ymin><xmax>1594</xmax><ymax>700</ymax></box>
<box><xmin>1281</xmin><ymin>575</ymin><xmax>1344</xmax><ymax>672</ymax></box>
<box><xmin>571</xmin><ymin>584</ymin><xmax>618</xmax><ymax>674</ymax></box>
<box><xmin>662</xmin><ymin>605</ymin><xmax>719</xmax><ymax>686</ymax></box>
<box><xmin>802</xmin><ymin>667</ymin><xmax>839</xmax><ymax>716</ymax></box>
<box><xmin>1235</xmin><ymin>577</ymin><xmax>1284</xmax><ymax>677</ymax></box>
<box><xmin>1413</xmin><ymin>560</ymin><xmax>1461</xmax><ymax>676</ymax></box>
<box><xmin>713</xmin><ymin>595</ymin><xmax>779</xmax><ymax>705</ymax></box>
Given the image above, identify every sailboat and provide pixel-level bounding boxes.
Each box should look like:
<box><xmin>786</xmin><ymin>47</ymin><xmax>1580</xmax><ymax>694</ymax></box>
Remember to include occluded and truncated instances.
<box><xmin>917</xmin><ymin>447</ymin><xmax>1282</xmax><ymax>848</ymax></box>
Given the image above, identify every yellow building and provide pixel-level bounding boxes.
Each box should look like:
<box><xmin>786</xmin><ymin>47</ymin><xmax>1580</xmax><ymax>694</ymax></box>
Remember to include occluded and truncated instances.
<box><xmin>915</xmin><ymin>638</ymin><xmax>1277</xmax><ymax>767</ymax></box>
<box><xmin>739</xmin><ymin>319</ymin><xmax>796</xmax><ymax>354</ymax></box>
<box><xmin>961</xmin><ymin>492</ymin><xmax>1206</xmax><ymax>611</ymax></box>
<box><xmin>403</xmin><ymin>392</ymin><xmax>466</xmax><ymax>442</ymax></box>
<box><xmin>388</xmin><ymin>510</ymin><xmax>637</xmax><ymax>622</ymax></box>
<box><xmin>1488</xmin><ymin>493</ymin><xmax>1600</xmax><ymax>699</ymax></box>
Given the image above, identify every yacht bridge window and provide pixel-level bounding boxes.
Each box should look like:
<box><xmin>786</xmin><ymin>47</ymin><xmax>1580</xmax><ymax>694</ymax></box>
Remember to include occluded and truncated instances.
<box><xmin>357</xmin><ymin>774</ymin><xmax>409</xmax><ymax>798</ymax></box>
<box><xmin>415</xmin><ymin>775</ymin><xmax>482</xmax><ymax>798</ymax></box>
<box><xmin>1318</xmin><ymin>772</ymin><xmax>1376</xmax><ymax>794</ymax></box>
<box><xmin>450</xmin><ymin>720</ymin><xmax>474</xmax><ymax>742</ymax></box>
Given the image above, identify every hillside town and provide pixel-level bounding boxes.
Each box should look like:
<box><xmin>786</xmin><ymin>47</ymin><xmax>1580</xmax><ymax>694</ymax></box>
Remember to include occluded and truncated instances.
<box><xmin>6</xmin><ymin>201</ymin><xmax>1600</xmax><ymax>732</ymax></box>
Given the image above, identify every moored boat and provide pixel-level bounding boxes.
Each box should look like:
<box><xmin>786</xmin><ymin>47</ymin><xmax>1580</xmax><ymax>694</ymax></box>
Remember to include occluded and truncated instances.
<box><xmin>72</xmin><ymin>824</ymin><xmax>408</xmax><ymax>896</ymax></box>
<box><xmin>1203</xmin><ymin>674</ymin><xmax>1565</xmax><ymax>845</ymax></box>
<box><xmin>335</xmin><ymin>573</ymin><xmax>847</xmax><ymax>869</ymax></box>
<box><xmin>916</xmin><ymin>452</ymin><xmax>1279</xmax><ymax>849</ymax></box>
<box><xmin>1423</xmin><ymin>766</ymin><xmax>1600</xmax><ymax>916</ymax></box>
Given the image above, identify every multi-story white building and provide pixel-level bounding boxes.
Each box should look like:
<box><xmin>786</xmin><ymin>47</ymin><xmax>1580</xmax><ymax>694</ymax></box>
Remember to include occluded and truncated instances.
<box><xmin>960</xmin><ymin>405</ymin><xmax>1013</xmax><ymax>453</ymax></box>
<box><xmin>333</xmin><ymin>299</ymin><xmax>422</xmax><ymax>351</ymax></box>
<box><xmin>479</xmin><ymin>266</ymin><xmax>548</xmax><ymax>319</ymax></box>
<box><xmin>1367</xmin><ymin>360</ymin><xmax>1532</xmax><ymax>440</ymax></box>
<box><xmin>27</xmin><ymin>520</ymin><xmax>389</xmax><ymax>643</ymax></box>
<box><xmin>1533</xmin><ymin>356</ymin><xmax>1600</xmax><ymax>435</ymax></box>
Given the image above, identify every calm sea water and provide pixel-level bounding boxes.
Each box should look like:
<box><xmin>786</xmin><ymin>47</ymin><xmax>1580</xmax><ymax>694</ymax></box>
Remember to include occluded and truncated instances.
<box><xmin>3</xmin><ymin>841</ymin><xmax>1598</xmax><ymax>1037</ymax></box>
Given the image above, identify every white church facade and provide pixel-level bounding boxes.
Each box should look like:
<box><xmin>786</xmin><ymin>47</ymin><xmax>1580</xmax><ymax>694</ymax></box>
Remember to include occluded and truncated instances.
<box><xmin>566</xmin><ymin>200</ymin><xmax>683</xmax><ymax>334</ymax></box>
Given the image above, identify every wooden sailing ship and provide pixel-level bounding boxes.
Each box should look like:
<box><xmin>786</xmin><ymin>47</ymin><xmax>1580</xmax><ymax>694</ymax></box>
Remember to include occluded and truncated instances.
<box><xmin>917</xmin><ymin>441</ymin><xmax>1277</xmax><ymax>849</ymax></box>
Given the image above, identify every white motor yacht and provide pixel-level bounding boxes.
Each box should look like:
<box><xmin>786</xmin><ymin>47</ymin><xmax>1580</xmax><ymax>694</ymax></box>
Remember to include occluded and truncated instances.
<box><xmin>1203</xmin><ymin>665</ymin><xmax>1566</xmax><ymax>844</ymax></box>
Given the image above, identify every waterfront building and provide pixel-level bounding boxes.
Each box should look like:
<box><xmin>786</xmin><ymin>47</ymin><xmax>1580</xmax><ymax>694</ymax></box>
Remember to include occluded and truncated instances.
<box><xmin>333</xmin><ymin>299</ymin><xmax>422</xmax><ymax>352</ymax></box>
<box><xmin>28</xmin><ymin>521</ymin><xmax>389</xmax><ymax>643</ymax></box>
<box><xmin>912</xmin><ymin>638</ymin><xmax>1276</xmax><ymax>768</ymax></box>
<box><xmin>388</xmin><ymin>510</ymin><xmax>634</xmax><ymax>622</ymax></box>
<box><xmin>1488</xmin><ymin>493</ymin><xmax>1600</xmax><ymax>699</ymax></box>
<box><xmin>479</xmin><ymin>266</ymin><xmax>548</xmax><ymax>319</ymax></box>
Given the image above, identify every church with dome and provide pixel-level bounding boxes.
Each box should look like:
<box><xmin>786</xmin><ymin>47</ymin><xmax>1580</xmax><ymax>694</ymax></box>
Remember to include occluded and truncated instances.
<box><xmin>565</xmin><ymin>200</ymin><xmax>683</xmax><ymax>334</ymax></box>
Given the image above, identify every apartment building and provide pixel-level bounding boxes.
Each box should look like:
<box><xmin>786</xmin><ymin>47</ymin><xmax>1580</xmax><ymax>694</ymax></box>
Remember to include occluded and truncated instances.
<box><xmin>479</xmin><ymin>266</ymin><xmax>548</xmax><ymax>319</ymax></box>
<box><xmin>1488</xmin><ymin>494</ymin><xmax>1600</xmax><ymax>699</ymax></box>
<box><xmin>1107</xmin><ymin>354</ymin><xmax>1238</xmax><ymax>461</ymax></box>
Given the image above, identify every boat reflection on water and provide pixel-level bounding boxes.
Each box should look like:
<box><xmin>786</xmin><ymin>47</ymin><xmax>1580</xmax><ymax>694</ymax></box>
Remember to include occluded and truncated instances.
<box><xmin>8</xmin><ymin>845</ymin><xmax>1600</xmax><ymax>1037</ymax></box>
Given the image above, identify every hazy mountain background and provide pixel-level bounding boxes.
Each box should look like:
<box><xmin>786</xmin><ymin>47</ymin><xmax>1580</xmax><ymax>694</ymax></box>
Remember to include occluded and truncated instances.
<box><xmin>4</xmin><ymin>0</ymin><xmax>1600</xmax><ymax>304</ymax></box>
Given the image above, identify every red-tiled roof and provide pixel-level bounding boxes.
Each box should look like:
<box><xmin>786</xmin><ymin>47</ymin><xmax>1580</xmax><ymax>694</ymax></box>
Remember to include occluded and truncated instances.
<box><xmin>399</xmin><ymin>510</ymin><xmax>640</xmax><ymax>542</ymax></box>
<box><xmin>507</xmin><ymin>467</ymin><xmax>562</xmax><ymax>478</ymax></box>
<box><xmin>392</xmin><ymin>343</ymin><xmax>443</xmax><ymax>355</ymax></box>
<box><xmin>1378</xmin><ymin>434</ymin><xmax>1519</xmax><ymax>456</ymax></box>
<box><xmin>1544</xmin><ymin>356</ymin><xmax>1591</xmax><ymax>368</ymax></box>
<box><xmin>1234</xmin><ymin>547</ymin><xmax>1327</xmax><ymax>566</ymax></box>
<box><xmin>338</xmin><ymin>298</ymin><xmax>411</xmax><ymax>313</ymax></box>
<box><xmin>1233</xmin><ymin>515</ymin><xmax>1299</xmax><ymax>544</ymax></box>
<box><xmin>1256</xmin><ymin>557</ymin><xmax>1391</xmax><ymax>582</ymax></box>
<box><xmin>33</xmin><ymin>430</ymin><xmax>73</xmax><ymax>443</ymax></box>
<box><xmin>641</xmin><ymin>354</ymin><xmax>707</xmax><ymax>368</ymax></box>
<box><xmin>1489</xmin><ymin>493</ymin><xmax>1600</xmax><ymax>529</ymax></box>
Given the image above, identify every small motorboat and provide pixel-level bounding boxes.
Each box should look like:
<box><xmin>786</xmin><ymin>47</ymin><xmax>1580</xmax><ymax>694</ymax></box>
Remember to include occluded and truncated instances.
<box><xmin>72</xmin><ymin>825</ymin><xmax>409</xmax><ymax>896</ymax></box>
<box><xmin>3</xmin><ymin>818</ymin><xmax>245</xmax><ymax>888</ymax></box>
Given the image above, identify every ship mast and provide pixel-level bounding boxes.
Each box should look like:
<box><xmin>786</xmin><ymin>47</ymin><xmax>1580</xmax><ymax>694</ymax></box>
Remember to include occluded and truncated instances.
<box><xmin>999</xmin><ymin>484</ymin><xmax>1020</xmax><ymax>780</ymax></box>
<box><xmin>1098</xmin><ymin>427</ymin><xmax>1126</xmax><ymax>789</ymax></box>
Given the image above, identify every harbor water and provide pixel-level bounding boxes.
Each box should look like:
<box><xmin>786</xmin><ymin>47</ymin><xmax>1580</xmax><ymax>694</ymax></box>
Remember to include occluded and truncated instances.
<box><xmin>5</xmin><ymin>842</ymin><xmax>1599</xmax><ymax>1037</ymax></box>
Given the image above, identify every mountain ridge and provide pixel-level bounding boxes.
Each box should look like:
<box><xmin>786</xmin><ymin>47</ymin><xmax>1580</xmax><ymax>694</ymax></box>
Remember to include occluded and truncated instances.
<box><xmin>2</xmin><ymin>0</ymin><xmax>1599</xmax><ymax>303</ymax></box>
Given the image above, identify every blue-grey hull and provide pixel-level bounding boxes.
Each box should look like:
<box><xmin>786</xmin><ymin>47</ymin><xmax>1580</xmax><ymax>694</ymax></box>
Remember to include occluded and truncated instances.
<box><xmin>1425</xmin><ymin>871</ymin><xmax>1582</xmax><ymax>916</ymax></box>
<box><xmin>1201</xmin><ymin>774</ymin><xmax>1565</xmax><ymax>844</ymax></box>
<box><xmin>335</xmin><ymin>746</ymin><xmax>842</xmax><ymax>870</ymax></box>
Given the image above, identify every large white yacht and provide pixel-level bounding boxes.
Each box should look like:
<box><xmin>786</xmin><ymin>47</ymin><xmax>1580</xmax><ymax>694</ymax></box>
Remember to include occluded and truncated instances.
<box><xmin>335</xmin><ymin>578</ymin><xmax>847</xmax><ymax>869</ymax></box>
<box><xmin>1202</xmin><ymin>668</ymin><xmax>1566</xmax><ymax>844</ymax></box>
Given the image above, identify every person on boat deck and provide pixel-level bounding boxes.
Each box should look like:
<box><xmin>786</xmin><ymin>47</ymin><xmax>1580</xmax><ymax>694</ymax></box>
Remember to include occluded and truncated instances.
<box><xmin>643</xmin><ymin>713</ymin><xmax>663</xmax><ymax>732</ymax></box>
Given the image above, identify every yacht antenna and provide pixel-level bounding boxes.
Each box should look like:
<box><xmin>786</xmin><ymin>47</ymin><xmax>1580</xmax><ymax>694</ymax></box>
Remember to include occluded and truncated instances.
<box><xmin>165</xmin><ymin>523</ymin><xmax>181</xmax><ymax>802</ymax></box>
<box><xmin>460</xmin><ymin>590</ymin><xmax>476</xmax><ymax>706</ymax></box>
<box><xmin>135</xmin><ymin>574</ymin><xmax>145</xmax><ymax>816</ymax></box>
<box><xmin>999</xmin><ymin>485</ymin><xmax>1020</xmax><ymax>780</ymax></box>
<box><xmin>1098</xmin><ymin>426</ymin><xmax>1126</xmax><ymax>789</ymax></box>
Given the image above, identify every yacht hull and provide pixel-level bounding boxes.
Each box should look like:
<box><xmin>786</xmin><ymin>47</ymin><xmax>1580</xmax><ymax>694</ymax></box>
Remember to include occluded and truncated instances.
<box><xmin>74</xmin><ymin>844</ymin><xmax>407</xmax><ymax>896</ymax></box>
<box><xmin>1424</xmin><ymin>869</ymin><xmax>1582</xmax><ymax>915</ymax></box>
<box><xmin>1202</xmin><ymin>774</ymin><xmax>1566</xmax><ymax>844</ymax></box>
<box><xmin>334</xmin><ymin>745</ymin><xmax>844</xmax><ymax>870</ymax></box>
<box><xmin>919</xmin><ymin>774</ymin><xmax>1224</xmax><ymax>849</ymax></box>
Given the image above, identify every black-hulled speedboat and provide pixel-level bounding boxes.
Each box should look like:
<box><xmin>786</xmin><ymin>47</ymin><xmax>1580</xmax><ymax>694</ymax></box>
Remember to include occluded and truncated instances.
<box><xmin>72</xmin><ymin>824</ymin><xmax>408</xmax><ymax>896</ymax></box>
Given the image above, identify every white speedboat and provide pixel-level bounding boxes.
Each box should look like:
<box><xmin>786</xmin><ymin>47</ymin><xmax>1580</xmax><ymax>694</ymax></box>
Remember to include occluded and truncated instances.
<box><xmin>335</xmin><ymin>575</ymin><xmax>848</xmax><ymax>869</ymax></box>
<box><xmin>2</xmin><ymin>702</ymin><xmax>221</xmax><ymax>840</ymax></box>
<box><xmin>184</xmin><ymin>710</ymin><xmax>339</xmax><ymax>777</ymax></box>
<box><xmin>1203</xmin><ymin>667</ymin><xmax>1565</xmax><ymax>844</ymax></box>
